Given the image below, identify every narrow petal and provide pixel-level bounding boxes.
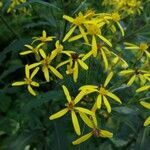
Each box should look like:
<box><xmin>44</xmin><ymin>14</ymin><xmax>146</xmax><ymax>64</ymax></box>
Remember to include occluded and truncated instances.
<box><xmin>136</xmin><ymin>85</ymin><xmax>150</xmax><ymax>93</ymax></box>
<box><xmin>31</xmin><ymin>67</ymin><xmax>40</xmax><ymax>79</ymax></box>
<box><xmin>72</xmin><ymin>132</ymin><xmax>93</xmax><ymax>145</ymax></box>
<box><xmin>82</xmin><ymin>51</ymin><xmax>93</xmax><ymax>61</ymax></box>
<box><xmin>63</xmin><ymin>15</ymin><xmax>74</xmax><ymax>23</ymax></box>
<box><xmin>119</xmin><ymin>70</ymin><xmax>134</xmax><ymax>76</ymax></box>
<box><xmin>63</xmin><ymin>26</ymin><xmax>76</xmax><ymax>42</ymax></box>
<box><xmin>43</xmin><ymin>67</ymin><xmax>50</xmax><ymax>82</ymax></box>
<box><xmin>68</xmin><ymin>34</ymin><xmax>83</xmax><ymax>42</ymax></box>
<box><xmin>127</xmin><ymin>75</ymin><xmax>136</xmax><ymax>86</ymax></box>
<box><xmin>106</xmin><ymin>92</ymin><xmax>122</xmax><ymax>103</ymax></box>
<box><xmin>25</xmin><ymin>44</ymin><xmax>33</xmax><ymax>50</ymax></box>
<box><xmin>103</xmin><ymin>96</ymin><xmax>111</xmax><ymax>113</ymax></box>
<box><xmin>12</xmin><ymin>81</ymin><xmax>25</xmax><ymax>86</ymax></box>
<box><xmin>79</xmin><ymin>26</ymin><xmax>89</xmax><ymax>43</ymax></box>
<box><xmin>39</xmin><ymin>49</ymin><xmax>46</xmax><ymax>59</ymax></box>
<box><xmin>25</xmin><ymin>65</ymin><xmax>30</xmax><ymax>78</ymax></box>
<box><xmin>29</xmin><ymin>62</ymin><xmax>41</xmax><ymax>69</ymax></box>
<box><xmin>100</xmin><ymin>129</ymin><xmax>113</xmax><ymax>138</ymax></box>
<box><xmin>49</xmin><ymin>66</ymin><xmax>63</xmax><ymax>79</ymax></box>
<box><xmin>97</xmin><ymin>34</ymin><xmax>112</xmax><ymax>47</ymax></box>
<box><xmin>79</xmin><ymin>85</ymin><xmax>98</xmax><ymax>91</ymax></box>
<box><xmin>27</xmin><ymin>85</ymin><xmax>36</xmax><ymax>96</ymax></box>
<box><xmin>74</xmin><ymin>91</ymin><xmax>86</xmax><ymax>104</ymax></box>
<box><xmin>116</xmin><ymin>22</ymin><xmax>124</xmax><ymax>36</ymax></box>
<box><xmin>56</xmin><ymin>60</ymin><xmax>70</xmax><ymax>69</ymax></box>
<box><xmin>71</xmin><ymin>111</ymin><xmax>81</xmax><ymax>135</ymax></box>
<box><xmin>104</xmin><ymin>72</ymin><xmax>113</xmax><ymax>87</ymax></box>
<box><xmin>19</xmin><ymin>51</ymin><xmax>32</xmax><ymax>55</ymax></box>
<box><xmin>31</xmin><ymin>81</ymin><xmax>39</xmax><ymax>87</ymax></box>
<box><xmin>79</xmin><ymin>112</ymin><xmax>94</xmax><ymax>128</ymax></box>
<box><xmin>101</xmin><ymin>48</ymin><xmax>108</xmax><ymax>71</ymax></box>
<box><xmin>62</xmin><ymin>85</ymin><xmax>72</xmax><ymax>102</ymax></box>
<box><xmin>97</xmin><ymin>94</ymin><xmax>102</xmax><ymax>109</ymax></box>
<box><xmin>78</xmin><ymin>59</ymin><xmax>88</xmax><ymax>70</ymax></box>
<box><xmin>42</xmin><ymin>30</ymin><xmax>46</xmax><ymax>38</ymax></box>
<box><xmin>144</xmin><ymin>116</ymin><xmax>150</xmax><ymax>126</ymax></box>
<box><xmin>73</xmin><ymin>61</ymin><xmax>78</xmax><ymax>82</ymax></box>
<box><xmin>75</xmin><ymin>107</ymin><xmax>94</xmax><ymax>115</ymax></box>
<box><xmin>49</xmin><ymin>108</ymin><xmax>69</xmax><ymax>120</ymax></box>
<box><xmin>92</xmin><ymin>35</ymin><xmax>97</xmax><ymax>57</ymax></box>
<box><xmin>140</xmin><ymin>101</ymin><xmax>150</xmax><ymax>109</ymax></box>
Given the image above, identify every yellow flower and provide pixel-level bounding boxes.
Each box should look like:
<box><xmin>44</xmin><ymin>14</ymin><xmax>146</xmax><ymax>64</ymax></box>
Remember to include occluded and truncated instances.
<box><xmin>20</xmin><ymin>43</ymin><xmax>44</xmax><ymax>61</ymax></box>
<box><xmin>12</xmin><ymin>65</ymin><xmax>39</xmax><ymax>96</ymax></box>
<box><xmin>140</xmin><ymin>101</ymin><xmax>150</xmax><ymax>126</ymax></box>
<box><xmin>29</xmin><ymin>49</ymin><xmax>63</xmax><ymax>82</ymax></box>
<box><xmin>69</xmin><ymin>23</ymin><xmax>112</xmax><ymax>57</ymax></box>
<box><xmin>63</xmin><ymin>12</ymin><xmax>91</xmax><ymax>43</ymax></box>
<box><xmin>119</xmin><ymin>69</ymin><xmax>150</xmax><ymax>86</ymax></box>
<box><xmin>32</xmin><ymin>30</ymin><xmax>55</xmax><ymax>44</ymax></box>
<box><xmin>57</xmin><ymin>51</ymin><xmax>88</xmax><ymax>82</ymax></box>
<box><xmin>124</xmin><ymin>42</ymin><xmax>150</xmax><ymax>60</ymax></box>
<box><xmin>79</xmin><ymin>72</ymin><xmax>122</xmax><ymax>113</ymax></box>
<box><xmin>72</xmin><ymin>116</ymin><xmax>113</xmax><ymax>145</ymax></box>
<box><xmin>49</xmin><ymin>85</ymin><xmax>94</xmax><ymax>135</ymax></box>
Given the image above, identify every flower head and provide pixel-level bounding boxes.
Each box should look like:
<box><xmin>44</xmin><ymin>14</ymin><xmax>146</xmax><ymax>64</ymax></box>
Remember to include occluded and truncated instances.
<box><xmin>12</xmin><ymin>65</ymin><xmax>39</xmax><ymax>96</ymax></box>
<box><xmin>49</xmin><ymin>85</ymin><xmax>94</xmax><ymax>135</ymax></box>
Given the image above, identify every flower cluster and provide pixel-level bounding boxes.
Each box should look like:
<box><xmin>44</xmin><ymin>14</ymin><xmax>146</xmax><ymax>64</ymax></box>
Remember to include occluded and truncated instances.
<box><xmin>102</xmin><ymin>0</ymin><xmax>143</xmax><ymax>15</ymax></box>
<box><xmin>12</xmin><ymin>2</ymin><xmax>150</xmax><ymax>145</ymax></box>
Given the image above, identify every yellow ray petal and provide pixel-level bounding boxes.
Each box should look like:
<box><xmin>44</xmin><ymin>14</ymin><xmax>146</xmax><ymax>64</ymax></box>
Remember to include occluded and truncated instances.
<box><xmin>104</xmin><ymin>72</ymin><xmax>113</xmax><ymax>87</ymax></box>
<box><xmin>43</xmin><ymin>67</ymin><xmax>50</xmax><ymax>82</ymax></box>
<box><xmin>49</xmin><ymin>66</ymin><xmax>63</xmax><ymax>79</ymax></box>
<box><xmin>82</xmin><ymin>51</ymin><xmax>93</xmax><ymax>61</ymax></box>
<box><xmin>68</xmin><ymin>34</ymin><xmax>83</xmax><ymax>42</ymax></box>
<box><xmin>30</xmin><ymin>67</ymin><xmax>40</xmax><ymax>79</ymax></box>
<box><xmin>71</xmin><ymin>111</ymin><xmax>81</xmax><ymax>135</ymax></box>
<box><xmin>116</xmin><ymin>22</ymin><xmax>124</xmax><ymax>36</ymax></box>
<box><xmin>75</xmin><ymin>107</ymin><xmax>94</xmax><ymax>115</ymax></box>
<box><xmin>140</xmin><ymin>101</ymin><xmax>150</xmax><ymax>109</ymax></box>
<box><xmin>72</xmin><ymin>132</ymin><xmax>93</xmax><ymax>145</ymax></box>
<box><xmin>103</xmin><ymin>96</ymin><xmax>111</xmax><ymax>113</ymax></box>
<box><xmin>100</xmin><ymin>129</ymin><xmax>113</xmax><ymax>138</ymax></box>
<box><xmin>97</xmin><ymin>94</ymin><xmax>102</xmax><ymax>109</ymax></box>
<box><xmin>63</xmin><ymin>26</ymin><xmax>76</xmax><ymax>42</ymax></box>
<box><xmin>56</xmin><ymin>60</ymin><xmax>70</xmax><ymax>69</ymax></box>
<box><xmin>39</xmin><ymin>49</ymin><xmax>46</xmax><ymax>59</ymax></box>
<box><xmin>73</xmin><ymin>61</ymin><xmax>78</xmax><ymax>82</ymax></box>
<box><xmin>101</xmin><ymin>48</ymin><xmax>108</xmax><ymax>71</ymax></box>
<box><xmin>106</xmin><ymin>92</ymin><xmax>122</xmax><ymax>103</ymax></box>
<box><xmin>24</xmin><ymin>44</ymin><xmax>33</xmax><ymax>50</ymax></box>
<box><xmin>25</xmin><ymin>65</ymin><xmax>30</xmax><ymax>78</ymax></box>
<box><xmin>136</xmin><ymin>85</ymin><xmax>150</xmax><ymax>93</ymax></box>
<box><xmin>74</xmin><ymin>91</ymin><xmax>86</xmax><ymax>104</ymax></box>
<box><xmin>92</xmin><ymin>35</ymin><xmax>97</xmax><ymax>57</ymax></box>
<box><xmin>49</xmin><ymin>108</ymin><xmax>69</xmax><ymax>120</ymax></box>
<box><xmin>78</xmin><ymin>59</ymin><xmax>88</xmax><ymax>70</ymax></box>
<box><xmin>144</xmin><ymin>116</ymin><xmax>150</xmax><ymax>126</ymax></box>
<box><xmin>79</xmin><ymin>112</ymin><xmax>94</xmax><ymax>128</ymax></box>
<box><xmin>19</xmin><ymin>50</ymin><xmax>32</xmax><ymax>55</ymax></box>
<box><xmin>127</xmin><ymin>75</ymin><xmax>136</xmax><ymax>86</ymax></box>
<box><xmin>119</xmin><ymin>69</ymin><xmax>134</xmax><ymax>76</ymax></box>
<box><xmin>63</xmin><ymin>15</ymin><xmax>74</xmax><ymax>23</ymax></box>
<box><xmin>12</xmin><ymin>81</ymin><xmax>25</xmax><ymax>86</ymax></box>
<box><xmin>27</xmin><ymin>85</ymin><xmax>36</xmax><ymax>96</ymax></box>
<box><xmin>97</xmin><ymin>34</ymin><xmax>112</xmax><ymax>47</ymax></box>
<box><xmin>62</xmin><ymin>85</ymin><xmax>72</xmax><ymax>102</ymax></box>
<box><xmin>31</xmin><ymin>81</ymin><xmax>39</xmax><ymax>87</ymax></box>
<box><xmin>42</xmin><ymin>30</ymin><xmax>46</xmax><ymax>38</ymax></box>
<box><xmin>29</xmin><ymin>62</ymin><xmax>41</xmax><ymax>69</ymax></box>
<box><xmin>79</xmin><ymin>26</ymin><xmax>89</xmax><ymax>43</ymax></box>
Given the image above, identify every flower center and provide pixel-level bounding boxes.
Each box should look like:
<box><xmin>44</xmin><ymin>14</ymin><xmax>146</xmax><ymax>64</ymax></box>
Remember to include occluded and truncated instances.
<box><xmin>24</xmin><ymin>78</ymin><xmax>32</xmax><ymax>84</ymax></box>
<box><xmin>56</xmin><ymin>45</ymin><xmax>63</xmax><ymax>53</ymax></box>
<box><xmin>87</xmin><ymin>24</ymin><xmax>100</xmax><ymax>35</ymax></box>
<box><xmin>67</xmin><ymin>101</ymin><xmax>75</xmax><ymax>110</ymax></box>
<box><xmin>99</xmin><ymin>87</ymin><xmax>107</xmax><ymax>95</ymax></box>
<box><xmin>139</xmin><ymin>43</ymin><xmax>148</xmax><ymax>51</ymax></box>
<box><xmin>92</xmin><ymin>128</ymin><xmax>100</xmax><ymax>137</ymax></box>
<box><xmin>42</xmin><ymin>57</ymin><xmax>50</xmax><ymax>67</ymax></box>
<box><xmin>111</xmin><ymin>13</ymin><xmax>120</xmax><ymax>22</ymax></box>
<box><xmin>73</xmin><ymin>15</ymin><xmax>85</xmax><ymax>26</ymax></box>
<box><xmin>71</xmin><ymin>53</ymin><xmax>78</xmax><ymax>61</ymax></box>
<box><xmin>40</xmin><ymin>37</ymin><xmax>47</xmax><ymax>42</ymax></box>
